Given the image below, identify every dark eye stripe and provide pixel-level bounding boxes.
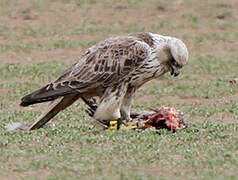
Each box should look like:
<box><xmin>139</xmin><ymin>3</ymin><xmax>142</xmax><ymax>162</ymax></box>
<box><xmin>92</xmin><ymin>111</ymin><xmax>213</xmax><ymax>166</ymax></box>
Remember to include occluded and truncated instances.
<box><xmin>172</xmin><ymin>58</ymin><xmax>182</xmax><ymax>68</ymax></box>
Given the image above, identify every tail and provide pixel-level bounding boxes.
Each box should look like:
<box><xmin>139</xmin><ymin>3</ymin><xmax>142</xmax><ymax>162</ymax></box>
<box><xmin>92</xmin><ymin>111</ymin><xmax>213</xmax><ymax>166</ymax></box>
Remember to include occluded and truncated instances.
<box><xmin>20</xmin><ymin>83</ymin><xmax>77</xmax><ymax>107</ymax></box>
<box><xmin>29</xmin><ymin>94</ymin><xmax>80</xmax><ymax>130</ymax></box>
<box><xmin>6</xmin><ymin>94</ymin><xmax>81</xmax><ymax>131</ymax></box>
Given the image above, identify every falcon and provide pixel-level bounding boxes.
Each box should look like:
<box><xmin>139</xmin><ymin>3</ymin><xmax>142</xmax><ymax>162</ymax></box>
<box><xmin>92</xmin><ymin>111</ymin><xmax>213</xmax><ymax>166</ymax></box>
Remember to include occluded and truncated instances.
<box><xmin>19</xmin><ymin>32</ymin><xmax>189</xmax><ymax>130</ymax></box>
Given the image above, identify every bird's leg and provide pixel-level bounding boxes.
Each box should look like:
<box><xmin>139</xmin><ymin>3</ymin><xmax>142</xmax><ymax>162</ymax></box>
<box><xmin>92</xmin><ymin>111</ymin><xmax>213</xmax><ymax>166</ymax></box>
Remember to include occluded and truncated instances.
<box><xmin>93</xmin><ymin>84</ymin><xmax>128</xmax><ymax>127</ymax></box>
<box><xmin>120</xmin><ymin>87</ymin><xmax>136</xmax><ymax>123</ymax></box>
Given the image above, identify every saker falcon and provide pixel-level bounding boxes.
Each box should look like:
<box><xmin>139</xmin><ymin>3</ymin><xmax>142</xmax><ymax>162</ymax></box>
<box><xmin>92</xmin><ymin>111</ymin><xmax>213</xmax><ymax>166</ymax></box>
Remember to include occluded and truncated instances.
<box><xmin>19</xmin><ymin>32</ymin><xmax>189</xmax><ymax>130</ymax></box>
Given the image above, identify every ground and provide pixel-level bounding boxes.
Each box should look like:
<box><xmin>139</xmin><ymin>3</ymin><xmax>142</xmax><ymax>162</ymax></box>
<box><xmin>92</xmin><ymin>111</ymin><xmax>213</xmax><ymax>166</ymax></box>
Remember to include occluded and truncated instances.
<box><xmin>0</xmin><ymin>0</ymin><xmax>238</xmax><ymax>179</ymax></box>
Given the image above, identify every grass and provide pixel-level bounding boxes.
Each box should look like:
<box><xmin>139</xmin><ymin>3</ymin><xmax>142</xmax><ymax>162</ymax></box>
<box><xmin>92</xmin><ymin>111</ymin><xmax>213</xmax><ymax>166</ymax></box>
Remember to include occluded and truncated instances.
<box><xmin>0</xmin><ymin>40</ymin><xmax>98</xmax><ymax>53</ymax></box>
<box><xmin>0</xmin><ymin>0</ymin><xmax>238</xmax><ymax>179</ymax></box>
<box><xmin>0</xmin><ymin>120</ymin><xmax>237</xmax><ymax>179</ymax></box>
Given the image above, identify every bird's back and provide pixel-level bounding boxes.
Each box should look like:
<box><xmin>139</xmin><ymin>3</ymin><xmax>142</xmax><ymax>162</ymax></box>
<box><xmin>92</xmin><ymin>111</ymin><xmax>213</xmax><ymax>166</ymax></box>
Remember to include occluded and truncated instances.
<box><xmin>20</xmin><ymin>33</ymin><xmax>153</xmax><ymax>106</ymax></box>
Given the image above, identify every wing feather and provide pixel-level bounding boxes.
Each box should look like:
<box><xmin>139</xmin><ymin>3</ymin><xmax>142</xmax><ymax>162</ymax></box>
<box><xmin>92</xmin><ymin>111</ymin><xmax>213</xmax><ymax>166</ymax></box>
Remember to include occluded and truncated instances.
<box><xmin>54</xmin><ymin>36</ymin><xmax>151</xmax><ymax>92</ymax></box>
<box><xmin>21</xmin><ymin>35</ymin><xmax>152</xmax><ymax>106</ymax></box>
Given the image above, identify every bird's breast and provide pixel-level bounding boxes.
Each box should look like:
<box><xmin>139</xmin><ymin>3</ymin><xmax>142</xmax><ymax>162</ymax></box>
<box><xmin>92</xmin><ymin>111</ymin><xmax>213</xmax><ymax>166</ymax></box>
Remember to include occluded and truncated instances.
<box><xmin>129</xmin><ymin>64</ymin><xmax>165</xmax><ymax>87</ymax></box>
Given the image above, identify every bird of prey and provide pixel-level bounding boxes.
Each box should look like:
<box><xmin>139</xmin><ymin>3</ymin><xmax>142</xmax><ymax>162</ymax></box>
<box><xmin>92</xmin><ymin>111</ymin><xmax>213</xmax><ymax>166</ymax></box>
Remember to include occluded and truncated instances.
<box><xmin>19</xmin><ymin>32</ymin><xmax>189</xmax><ymax>130</ymax></box>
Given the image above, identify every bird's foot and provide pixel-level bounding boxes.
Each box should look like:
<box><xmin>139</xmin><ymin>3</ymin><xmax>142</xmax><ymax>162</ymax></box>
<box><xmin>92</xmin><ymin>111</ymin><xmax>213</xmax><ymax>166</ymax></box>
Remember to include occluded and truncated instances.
<box><xmin>120</xmin><ymin>117</ymin><xmax>132</xmax><ymax>126</ymax></box>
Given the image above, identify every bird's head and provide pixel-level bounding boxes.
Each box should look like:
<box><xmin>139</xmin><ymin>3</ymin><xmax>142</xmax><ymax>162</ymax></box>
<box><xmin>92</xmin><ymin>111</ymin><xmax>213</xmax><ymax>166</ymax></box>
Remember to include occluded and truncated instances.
<box><xmin>167</xmin><ymin>38</ymin><xmax>189</xmax><ymax>77</ymax></box>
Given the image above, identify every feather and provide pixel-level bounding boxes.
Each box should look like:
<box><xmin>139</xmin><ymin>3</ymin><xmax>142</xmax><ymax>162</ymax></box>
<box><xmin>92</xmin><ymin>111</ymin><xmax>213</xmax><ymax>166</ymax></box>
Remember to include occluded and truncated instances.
<box><xmin>20</xmin><ymin>83</ymin><xmax>78</xmax><ymax>106</ymax></box>
<box><xmin>29</xmin><ymin>94</ymin><xmax>80</xmax><ymax>130</ymax></box>
<box><xmin>17</xmin><ymin>32</ymin><xmax>189</xmax><ymax>130</ymax></box>
<box><xmin>20</xmin><ymin>35</ymin><xmax>151</xmax><ymax>107</ymax></box>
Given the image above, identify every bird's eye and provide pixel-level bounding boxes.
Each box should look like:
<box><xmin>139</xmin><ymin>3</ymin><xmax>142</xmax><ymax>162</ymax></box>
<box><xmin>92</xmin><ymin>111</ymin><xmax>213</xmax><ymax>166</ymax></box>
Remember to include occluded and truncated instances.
<box><xmin>173</xmin><ymin>61</ymin><xmax>179</xmax><ymax>67</ymax></box>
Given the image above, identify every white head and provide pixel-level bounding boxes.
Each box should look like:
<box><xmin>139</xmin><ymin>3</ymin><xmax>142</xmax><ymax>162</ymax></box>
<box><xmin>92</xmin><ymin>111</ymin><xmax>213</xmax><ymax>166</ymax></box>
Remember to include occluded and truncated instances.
<box><xmin>154</xmin><ymin>34</ymin><xmax>189</xmax><ymax>77</ymax></box>
<box><xmin>167</xmin><ymin>38</ymin><xmax>189</xmax><ymax>76</ymax></box>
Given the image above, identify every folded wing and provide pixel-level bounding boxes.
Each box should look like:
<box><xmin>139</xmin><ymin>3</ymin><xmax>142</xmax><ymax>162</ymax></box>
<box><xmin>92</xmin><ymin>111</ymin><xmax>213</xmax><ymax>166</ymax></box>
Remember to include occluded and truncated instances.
<box><xmin>20</xmin><ymin>36</ymin><xmax>151</xmax><ymax>107</ymax></box>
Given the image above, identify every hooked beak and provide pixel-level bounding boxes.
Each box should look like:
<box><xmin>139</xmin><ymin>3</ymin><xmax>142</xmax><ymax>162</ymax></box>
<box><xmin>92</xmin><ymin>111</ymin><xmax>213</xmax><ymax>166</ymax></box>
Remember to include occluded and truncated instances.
<box><xmin>170</xmin><ymin>65</ymin><xmax>180</xmax><ymax>77</ymax></box>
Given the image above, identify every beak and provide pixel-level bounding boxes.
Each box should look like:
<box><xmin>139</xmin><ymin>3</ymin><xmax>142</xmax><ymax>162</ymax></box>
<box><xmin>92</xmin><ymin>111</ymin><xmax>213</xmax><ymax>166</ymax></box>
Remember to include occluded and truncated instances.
<box><xmin>170</xmin><ymin>65</ymin><xmax>180</xmax><ymax>77</ymax></box>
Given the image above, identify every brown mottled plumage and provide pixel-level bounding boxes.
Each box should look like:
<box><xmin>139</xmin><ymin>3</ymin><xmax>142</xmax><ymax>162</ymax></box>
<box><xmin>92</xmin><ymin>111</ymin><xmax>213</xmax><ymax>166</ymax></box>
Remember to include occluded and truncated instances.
<box><xmin>19</xmin><ymin>32</ymin><xmax>189</xmax><ymax>130</ymax></box>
